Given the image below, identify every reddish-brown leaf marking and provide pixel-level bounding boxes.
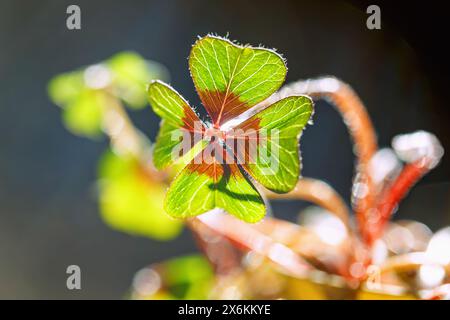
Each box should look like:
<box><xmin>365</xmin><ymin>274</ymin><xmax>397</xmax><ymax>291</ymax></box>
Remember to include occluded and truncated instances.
<box><xmin>198</xmin><ymin>90</ymin><xmax>250</xmax><ymax>127</ymax></box>
<box><xmin>186</xmin><ymin>150</ymin><xmax>241</xmax><ymax>181</ymax></box>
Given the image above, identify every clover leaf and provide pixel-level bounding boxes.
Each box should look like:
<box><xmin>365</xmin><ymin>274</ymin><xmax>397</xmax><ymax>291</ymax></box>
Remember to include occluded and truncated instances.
<box><xmin>147</xmin><ymin>35</ymin><xmax>313</xmax><ymax>223</ymax></box>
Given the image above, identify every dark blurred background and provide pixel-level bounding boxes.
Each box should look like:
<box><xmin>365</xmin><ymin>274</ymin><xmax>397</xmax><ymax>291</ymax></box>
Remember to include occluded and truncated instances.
<box><xmin>0</xmin><ymin>0</ymin><xmax>449</xmax><ymax>299</ymax></box>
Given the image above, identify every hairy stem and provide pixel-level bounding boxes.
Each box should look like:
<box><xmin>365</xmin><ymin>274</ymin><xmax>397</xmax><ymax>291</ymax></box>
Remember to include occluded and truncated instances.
<box><xmin>268</xmin><ymin>77</ymin><xmax>378</xmax><ymax>246</ymax></box>
<box><xmin>365</xmin><ymin>158</ymin><xmax>433</xmax><ymax>245</ymax></box>
<box><xmin>191</xmin><ymin>211</ymin><xmax>312</xmax><ymax>278</ymax></box>
<box><xmin>265</xmin><ymin>178</ymin><xmax>352</xmax><ymax>232</ymax></box>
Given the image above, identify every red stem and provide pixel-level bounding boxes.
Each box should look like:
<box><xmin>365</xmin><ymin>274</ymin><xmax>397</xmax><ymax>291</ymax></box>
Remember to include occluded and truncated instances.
<box><xmin>191</xmin><ymin>212</ymin><xmax>312</xmax><ymax>278</ymax></box>
<box><xmin>364</xmin><ymin>158</ymin><xmax>432</xmax><ymax>245</ymax></box>
<box><xmin>268</xmin><ymin>77</ymin><xmax>378</xmax><ymax>246</ymax></box>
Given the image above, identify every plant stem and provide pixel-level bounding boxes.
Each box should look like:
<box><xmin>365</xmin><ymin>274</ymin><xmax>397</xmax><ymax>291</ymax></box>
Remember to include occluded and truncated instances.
<box><xmin>365</xmin><ymin>158</ymin><xmax>433</xmax><ymax>245</ymax></box>
<box><xmin>268</xmin><ymin>77</ymin><xmax>378</xmax><ymax>246</ymax></box>
<box><xmin>191</xmin><ymin>210</ymin><xmax>312</xmax><ymax>278</ymax></box>
<box><xmin>266</xmin><ymin>178</ymin><xmax>352</xmax><ymax>232</ymax></box>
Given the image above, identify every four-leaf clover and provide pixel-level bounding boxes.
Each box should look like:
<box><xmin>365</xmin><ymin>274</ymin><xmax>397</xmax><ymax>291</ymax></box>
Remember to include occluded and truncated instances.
<box><xmin>147</xmin><ymin>35</ymin><xmax>313</xmax><ymax>223</ymax></box>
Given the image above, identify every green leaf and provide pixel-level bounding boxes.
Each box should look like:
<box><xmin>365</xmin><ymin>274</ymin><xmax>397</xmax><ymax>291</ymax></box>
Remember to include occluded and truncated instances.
<box><xmin>98</xmin><ymin>149</ymin><xmax>183</xmax><ymax>241</ymax></box>
<box><xmin>148</xmin><ymin>255</ymin><xmax>214</xmax><ymax>300</ymax></box>
<box><xmin>48</xmin><ymin>71</ymin><xmax>84</xmax><ymax>106</ymax></box>
<box><xmin>164</xmin><ymin>254</ymin><xmax>213</xmax><ymax>284</ymax></box>
<box><xmin>148</xmin><ymin>80</ymin><xmax>201</xmax><ymax>128</ymax></box>
<box><xmin>153</xmin><ymin>121</ymin><xmax>183</xmax><ymax>170</ymax></box>
<box><xmin>108</xmin><ymin>52</ymin><xmax>169</xmax><ymax>109</ymax></box>
<box><xmin>230</xmin><ymin>96</ymin><xmax>314</xmax><ymax>193</ymax></box>
<box><xmin>163</xmin><ymin>255</ymin><xmax>214</xmax><ymax>300</ymax></box>
<box><xmin>148</xmin><ymin>80</ymin><xmax>207</xmax><ymax>169</ymax></box>
<box><xmin>164</xmin><ymin>155</ymin><xmax>265</xmax><ymax>223</ymax></box>
<box><xmin>189</xmin><ymin>35</ymin><xmax>287</xmax><ymax>126</ymax></box>
<box><xmin>62</xmin><ymin>90</ymin><xmax>104</xmax><ymax>138</ymax></box>
<box><xmin>153</xmin><ymin>121</ymin><xmax>209</xmax><ymax>170</ymax></box>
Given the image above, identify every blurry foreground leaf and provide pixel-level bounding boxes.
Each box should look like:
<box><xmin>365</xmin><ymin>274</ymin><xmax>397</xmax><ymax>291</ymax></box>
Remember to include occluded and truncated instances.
<box><xmin>48</xmin><ymin>51</ymin><xmax>168</xmax><ymax>138</ymax></box>
<box><xmin>131</xmin><ymin>255</ymin><xmax>214</xmax><ymax>300</ymax></box>
<box><xmin>48</xmin><ymin>71</ymin><xmax>85</xmax><ymax>106</ymax></box>
<box><xmin>62</xmin><ymin>90</ymin><xmax>104</xmax><ymax>137</ymax></box>
<box><xmin>108</xmin><ymin>51</ymin><xmax>169</xmax><ymax>109</ymax></box>
<box><xmin>98</xmin><ymin>149</ymin><xmax>182</xmax><ymax>240</ymax></box>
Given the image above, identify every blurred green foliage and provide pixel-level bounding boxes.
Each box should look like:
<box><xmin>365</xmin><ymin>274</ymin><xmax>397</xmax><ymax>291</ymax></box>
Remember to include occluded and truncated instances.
<box><xmin>48</xmin><ymin>51</ymin><xmax>169</xmax><ymax>138</ymax></box>
<box><xmin>62</xmin><ymin>90</ymin><xmax>105</xmax><ymax>137</ymax></box>
<box><xmin>108</xmin><ymin>52</ymin><xmax>168</xmax><ymax>109</ymax></box>
<box><xmin>48</xmin><ymin>51</ymin><xmax>181</xmax><ymax>241</ymax></box>
<box><xmin>98</xmin><ymin>150</ymin><xmax>182</xmax><ymax>240</ymax></box>
<box><xmin>146</xmin><ymin>255</ymin><xmax>214</xmax><ymax>300</ymax></box>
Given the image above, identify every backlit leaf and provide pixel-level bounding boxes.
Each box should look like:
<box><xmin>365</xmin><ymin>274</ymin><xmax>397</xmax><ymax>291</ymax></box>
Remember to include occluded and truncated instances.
<box><xmin>229</xmin><ymin>96</ymin><xmax>313</xmax><ymax>192</ymax></box>
<box><xmin>164</xmin><ymin>154</ymin><xmax>265</xmax><ymax>223</ymax></box>
<box><xmin>148</xmin><ymin>80</ymin><xmax>207</xmax><ymax>169</ymax></box>
<box><xmin>150</xmin><ymin>35</ymin><xmax>312</xmax><ymax>223</ymax></box>
<box><xmin>147</xmin><ymin>80</ymin><xmax>202</xmax><ymax>128</ymax></box>
<box><xmin>189</xmin><ymin>35</ymin><xmax>287</xmax><ymax>126</ymax></box>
